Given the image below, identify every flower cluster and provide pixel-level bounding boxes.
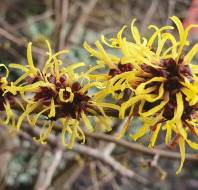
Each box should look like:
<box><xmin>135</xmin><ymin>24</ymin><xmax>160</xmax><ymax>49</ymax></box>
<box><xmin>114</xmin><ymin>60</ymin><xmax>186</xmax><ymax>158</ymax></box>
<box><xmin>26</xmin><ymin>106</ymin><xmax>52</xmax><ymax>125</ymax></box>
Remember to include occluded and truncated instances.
<box><xmin>84</xmin><ymin>16</ymin><xmax>198</xmax><ymax>174</ymax></box>
<box><xmin>1</xmin><ymin>16</ymin><xmax>198</xmax><ymax>174</ymax></box>
<box><xmin>2</xmin><ymin>41</ymin><xmax>118</xmax><ymax>148</ymax></box>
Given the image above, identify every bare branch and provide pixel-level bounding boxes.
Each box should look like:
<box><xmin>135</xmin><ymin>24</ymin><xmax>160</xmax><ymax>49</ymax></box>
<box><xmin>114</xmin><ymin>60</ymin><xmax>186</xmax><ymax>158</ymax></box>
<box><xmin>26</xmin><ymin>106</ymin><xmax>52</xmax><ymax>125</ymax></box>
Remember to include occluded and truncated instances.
<box><xmin>13</xmin><ymin>10</ymin><xmax>54</xmax><ymax>30</ymax></box>
<box><xmin>21</xmin><ymin>124</ymin><xmax>150</xmax><ymax>185</ymax></box>
<box><xmin>0</xmin><ymin>27</ymin><xmax>45</xmax><ymax>55</ymax></box>
<box><xmin>141</xmin><ymin>0</ymin><xmax>159</xmax><ymax>35</ymax></box>
<box><xmin>85</xmin><ymin>132</ymin><xmax>198</xmax><ymax>162</ymax></box>
<box><xmin>72</xmin><ymin>144</ymin><xmax>150</xmax><ymax>185</ymax></box>
<box><xmin>37</xmin><ymin>149</ymin><xmax>63</xmax><ymax>190</ymax></box>
<box><xmin>65</xmin><ymin>0</ymin><xmax>98</xmax><ymax>46</ymax></box>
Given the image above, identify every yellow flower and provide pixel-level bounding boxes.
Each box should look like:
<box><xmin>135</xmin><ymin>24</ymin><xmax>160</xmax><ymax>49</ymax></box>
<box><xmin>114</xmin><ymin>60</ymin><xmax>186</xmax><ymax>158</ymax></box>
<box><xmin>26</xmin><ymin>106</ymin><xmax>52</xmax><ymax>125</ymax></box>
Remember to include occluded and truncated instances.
<box><xmin>9</xmin><ymin>41</ymin><xmax>119</xmax><ymax>148</ymax></box>
<box><xmin>123</xmin><ymin>17</ymin><xmax>198</xmax><ymax>174</ymax></box>
<box><xmin>85</xmin><ymin>16</ymin><xmax>198</xmax><ymax>174</ymax></box>
<box><xmin>0</xmin><ymin>64</ymin><xmax>17</xmax><ymax>127</ymax></box>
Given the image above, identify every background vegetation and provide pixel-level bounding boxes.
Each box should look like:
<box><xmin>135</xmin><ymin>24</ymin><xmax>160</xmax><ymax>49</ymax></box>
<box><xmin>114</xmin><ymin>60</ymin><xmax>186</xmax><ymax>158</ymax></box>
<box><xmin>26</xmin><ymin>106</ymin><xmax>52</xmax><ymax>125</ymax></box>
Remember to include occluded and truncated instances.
<box><xmin>0</xmin><ymin>0</ymin><xmax>197</xmax><ymax>189</ymax></box>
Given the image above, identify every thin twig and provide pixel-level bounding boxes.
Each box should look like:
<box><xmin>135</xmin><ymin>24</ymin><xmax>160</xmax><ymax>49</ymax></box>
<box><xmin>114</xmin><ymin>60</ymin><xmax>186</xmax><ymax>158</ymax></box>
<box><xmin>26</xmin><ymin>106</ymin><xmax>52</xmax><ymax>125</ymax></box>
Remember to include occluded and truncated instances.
<box><xmin>0</xmin><ymin>27</ymin><xmax>26</xmax><ymax>46</ymax></box>
<box><xmin>65</xmin><ymin>0</ymin><xmax>98</xmax><ymax>46</ymax></box>
<box><xmin>73</xmin><ymin>143</ymin><xmax>149</xmax><ymax>185</ymax></box>
<box><xmin>21</xmin><ymin>124</ymin><xmax>149</xmax><ymax>185</ymax></box>
<box><xmin>13</xmin><ymin>112</ymin><xmax>198</xmax><ymax>163</ymax></box>
<box><xmin>13</xmin><ymin>10</ymin><xmax>54</xmax><ymax>30</ymax></box>
<box><xmin>33</xmin><ymin>149</ymin><xmax>47</xmax><ymax>190</ymax></box>
<box><xmin>90</xmin><ymin>162</ymin><xmax>100</xmax><ymax>190</ymax></box>
<box><xmin>19</xmin><ymin>117</ymin><xmax>198</xmax><ymax>162</ymax></box>
<box><xmin>87</xmin><ymin>120</ymin><xmax>128</xmax><ymax>189</ymax></box>
<box><xmin>85</xmin><ymin>132</ymin><xmax>198</xmax><ymax>161</ymax></box>
<box><xmin>93</xmin><ymin>162</ymin><xmax>117</xmax><ymax>190</ymax></box>
<box><xmin>87</xmin><ymin>171</ymin><xmax>116</xmax><ymax>190</ymax></box>
<box><xmin>58</xmin><ymin>0</ymin><xmax>69</xmax><ymax>51</ymax></box>
<box><xmin>63</xmin><ymin>163</ymin><xmax>85</xmax><ymax>190</ymax></box>
<box><xmin>150</xmin><ymin>154</ymin><xmax>167</xmax><ymax>180</ymax></box>
<box><xmin>37</xmin><ymin>149</ymin><xmax>63</xmax><ymax>190</ymax></box>
<box><xmin>53</xmin><ymin>0</ymin><xmax>69</xmax><ymax>50</ymax></box>
<box><xmin>141</xmin><ymin>0</ymin><xmax>159</xmax><ymax>35</ymax></box>
<box><xmin>0</xmin><ymin>27</ymin><xmax>45</xmax><ymax>55</ymax></box>
<box><xmin>166</xmin><ymin>0</ymin><xmax>176</xmax><ymax>25</ymax></box>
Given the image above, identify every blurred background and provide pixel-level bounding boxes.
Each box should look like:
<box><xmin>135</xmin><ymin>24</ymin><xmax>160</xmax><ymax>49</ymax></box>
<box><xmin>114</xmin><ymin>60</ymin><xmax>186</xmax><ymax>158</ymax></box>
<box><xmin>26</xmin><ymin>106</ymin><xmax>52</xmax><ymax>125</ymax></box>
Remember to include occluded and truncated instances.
<box><xmin>0</xmin><ymin>0</ymin><xmax>198</xmax><ymax>189</ymax></box>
